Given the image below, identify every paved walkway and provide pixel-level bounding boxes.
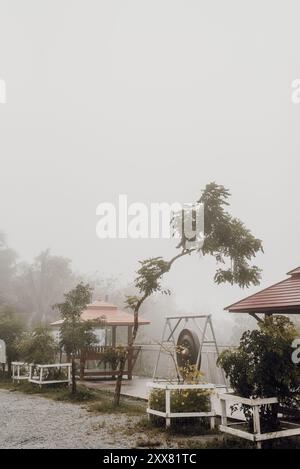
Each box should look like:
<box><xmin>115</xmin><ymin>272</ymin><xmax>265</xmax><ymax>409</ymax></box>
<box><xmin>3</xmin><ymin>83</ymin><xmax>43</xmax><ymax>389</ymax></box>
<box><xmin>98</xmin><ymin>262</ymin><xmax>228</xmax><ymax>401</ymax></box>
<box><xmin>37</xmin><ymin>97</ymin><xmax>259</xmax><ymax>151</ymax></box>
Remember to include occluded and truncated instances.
<box><xmin>82</xmin><ymin>377</ymin><xmax>150</xmax><ymax>400</ymax></box>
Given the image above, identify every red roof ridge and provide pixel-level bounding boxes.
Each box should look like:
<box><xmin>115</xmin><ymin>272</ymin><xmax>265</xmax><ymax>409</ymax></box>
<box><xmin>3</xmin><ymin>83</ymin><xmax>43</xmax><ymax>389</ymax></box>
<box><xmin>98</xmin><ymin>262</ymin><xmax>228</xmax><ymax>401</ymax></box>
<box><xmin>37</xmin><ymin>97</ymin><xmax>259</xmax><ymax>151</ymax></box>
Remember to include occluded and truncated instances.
<box><xmin>225</xmin><ymin>267</ymin><xmax>300</xmax><ymax>315</ymax></box>
<box><xmin>224</xmin><ymin>276</ymin><xmax>289</xmax><ymax>311</ymax></box>
<box><xmin>287</xmin><ymin>267</ymin><xmax>300</xmax><ymax>276</ymax></box>
<box><xmin>50</xmin><ymin>299</ymin><xmax>150</xmax><ymax>326</ymax></box>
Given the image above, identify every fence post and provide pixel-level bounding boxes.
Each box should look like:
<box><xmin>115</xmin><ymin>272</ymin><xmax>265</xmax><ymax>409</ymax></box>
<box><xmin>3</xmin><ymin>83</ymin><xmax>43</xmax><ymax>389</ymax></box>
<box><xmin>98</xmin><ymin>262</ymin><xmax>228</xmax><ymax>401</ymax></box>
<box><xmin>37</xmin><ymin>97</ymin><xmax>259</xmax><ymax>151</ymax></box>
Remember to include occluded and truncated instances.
<box><xmin>253</xmin><ymin>405</ymin><xmax>262</xmax><ymax>449</ymax></box>
<box><xmin>39</xmin><ymin>366</ymin><xmax>43</xmax><ymax>388</ymax></box>
<box><xmin>220</xmin><ymin>398</ymin><xmax>227</xmax><ymax>426</ymax></box>
<box><xmin>210</xmin><ymin>392</ymin><xmax>215</xmax><ymax>430</ymax></box>
<box><xmin>166</xmin><ymin>388</ymin><xmax>171</xmax><ymax>428</ymax></box>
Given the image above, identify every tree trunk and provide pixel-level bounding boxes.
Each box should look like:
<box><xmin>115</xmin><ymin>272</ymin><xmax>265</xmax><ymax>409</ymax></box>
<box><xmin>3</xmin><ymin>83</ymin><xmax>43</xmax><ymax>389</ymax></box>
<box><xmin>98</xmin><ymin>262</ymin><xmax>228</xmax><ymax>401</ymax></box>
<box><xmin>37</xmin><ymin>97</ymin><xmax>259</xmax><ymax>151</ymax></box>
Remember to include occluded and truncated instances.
<box><xmin>79</xmin><ymin>350</ymin><xmax>86</xmax><ymax>381</ymax></box>
<box><xmin>114</xmin><ymin>310</ymin><xmax>139</xmax><ymax>406</ymax></box>
<box><xmin>7</xmin><ymin>359</ymin><xmax>12</xmax><ymax>378</ymax></box>
<box><xmin>113</xmin><ymin>352</ymin><xmax>127</xmax><ymax>406</ymax></box>
<box><xmin>71</xmin><ymin>355</ymin><xmax>76</xmax><ymax>394</ymax></box>
<box><xmin>112</xmin><ymin>250</ymin><xmax>191</xmax><ymax>405</ymax></box>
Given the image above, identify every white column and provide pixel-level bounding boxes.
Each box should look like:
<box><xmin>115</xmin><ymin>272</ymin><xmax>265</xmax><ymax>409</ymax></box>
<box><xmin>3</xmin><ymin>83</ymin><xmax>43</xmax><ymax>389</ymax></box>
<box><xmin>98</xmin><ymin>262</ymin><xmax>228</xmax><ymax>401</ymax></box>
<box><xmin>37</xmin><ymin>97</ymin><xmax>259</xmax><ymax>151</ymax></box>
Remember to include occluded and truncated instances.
<box><xmin>165</xmin><ymin>389</ymin><xmax>171</xmax><ymax>428</ymax></box>
<box><xmin>39</xmin><ymin>366</ymin><xmax>43</xmax><ymax>388</ymax></box>
<box><xmin>253</xmin><ymin>405</ymin><xmax>262</xmax><ymax>449</ymax></box>
<box><xmin>210</xmin><ymin>392</ymin><xmax>215</xmax><ymax>430</ymax></box>
<box><xmin>220</xmin><ymin>398</ymin><xmax>227</xmax><ymax>426</ymax></box>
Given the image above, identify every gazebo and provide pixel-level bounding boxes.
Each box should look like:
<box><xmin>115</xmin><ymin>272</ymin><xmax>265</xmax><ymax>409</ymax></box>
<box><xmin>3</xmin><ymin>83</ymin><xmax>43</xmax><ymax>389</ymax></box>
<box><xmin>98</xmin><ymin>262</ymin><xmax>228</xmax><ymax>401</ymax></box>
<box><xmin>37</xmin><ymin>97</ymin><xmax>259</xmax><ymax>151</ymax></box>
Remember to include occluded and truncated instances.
<box><xmin>225</xmin><ymin>267</ymin><xmax>300</xmax><ymax>320</ymax></box>
<box><xmin>50</xmin><ymin>299</ymin><xmax>150</xmax><ymax>380</ymax></box>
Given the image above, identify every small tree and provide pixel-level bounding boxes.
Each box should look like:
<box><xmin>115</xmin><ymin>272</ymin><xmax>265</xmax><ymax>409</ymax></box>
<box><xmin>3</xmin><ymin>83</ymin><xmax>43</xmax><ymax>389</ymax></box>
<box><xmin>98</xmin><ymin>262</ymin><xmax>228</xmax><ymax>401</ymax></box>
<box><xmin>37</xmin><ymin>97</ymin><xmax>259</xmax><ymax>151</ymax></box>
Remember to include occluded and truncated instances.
<box><xmin>217</xmin><ymin>316</ymin><xmax>300</xmax><ymax>431</ymax></box>
<box><xmin>54</xmin><ymin>283</ymin><xmax>98</xmax><ymax>394</ymax></box>
<box><xmin>0</xmin><ymin>305</ymin><xmax>24</xmax><ymax>376</ymax></box>
<box><xmin>18</xmin><ymin>326</ymin><xmax>58</xmax><ymax>364</ymax></box>
<box><xmin>0</xmin><ymin>232</ymin><xmax>17</xmax><ymax>305</ymax></box>
<box><xmin>114</xmin><ymin>182</ymin><xmax>263</xmax><ymax>405</ymax></box>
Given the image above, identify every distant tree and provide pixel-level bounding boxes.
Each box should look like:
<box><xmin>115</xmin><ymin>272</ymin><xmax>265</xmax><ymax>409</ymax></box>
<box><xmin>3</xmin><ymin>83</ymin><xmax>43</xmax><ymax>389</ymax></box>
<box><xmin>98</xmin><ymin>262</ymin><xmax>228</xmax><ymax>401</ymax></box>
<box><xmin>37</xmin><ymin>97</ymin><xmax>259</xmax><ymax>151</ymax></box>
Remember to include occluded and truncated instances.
<box><xmin>114</xmin><ymin>182</ymin><xmax>263</xmax><ymax>405</ymax></box>
<box><xmin>14</xmin><ymin>250</ymin><xmax>78</xmax><ymax>324</ymax></box>
<box><xmin>18</xmin><ymin>326</ymin><xmax>58</xmax><ymax>365</ymax></box>
<box><xmin>54</xmin><ymin>283</ymin><xmax>99</xmax><ymax>394</ymax></box>
<box><xmin>0</xmin><ymin>232</ymin><xmax>17</xmax><ymax>305</ymax></box>
<box><xmin>86</xmin><ymin>274</ymin><xmax>127</xmax><ymax>304</ymax></box>
<box><xmin>0</xmin><ymin>305</ymin><xmax>24</xmax><ymax>376</ymax></box>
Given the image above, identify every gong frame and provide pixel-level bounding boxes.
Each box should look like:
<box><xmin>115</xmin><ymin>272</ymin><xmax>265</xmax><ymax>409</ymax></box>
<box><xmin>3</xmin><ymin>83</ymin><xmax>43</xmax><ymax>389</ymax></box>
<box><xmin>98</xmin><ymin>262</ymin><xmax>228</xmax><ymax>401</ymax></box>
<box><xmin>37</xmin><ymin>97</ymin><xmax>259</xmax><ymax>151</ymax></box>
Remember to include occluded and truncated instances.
<box><xmin>152</xmin><ymin>314</ymin><xmax>227</xmax><ymax>389</ymax></box>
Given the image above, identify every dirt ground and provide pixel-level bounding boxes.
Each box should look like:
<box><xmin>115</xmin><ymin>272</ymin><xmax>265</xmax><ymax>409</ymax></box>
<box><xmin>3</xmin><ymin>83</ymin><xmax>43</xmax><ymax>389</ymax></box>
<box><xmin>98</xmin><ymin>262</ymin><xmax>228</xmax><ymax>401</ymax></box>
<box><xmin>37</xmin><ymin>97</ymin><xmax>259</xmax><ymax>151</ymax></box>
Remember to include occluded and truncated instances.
<box><xmin>0</xmin><ymin>389</ymin><xmax>219</xmax><ymax>449</ymax></box>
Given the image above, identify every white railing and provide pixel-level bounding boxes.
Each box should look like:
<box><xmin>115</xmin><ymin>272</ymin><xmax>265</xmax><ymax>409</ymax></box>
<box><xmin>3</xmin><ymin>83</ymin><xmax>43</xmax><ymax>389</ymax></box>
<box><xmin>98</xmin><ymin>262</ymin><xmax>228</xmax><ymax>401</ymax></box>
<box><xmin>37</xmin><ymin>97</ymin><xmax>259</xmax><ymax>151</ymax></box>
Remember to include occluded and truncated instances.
<box><xmin>12</xmin><ymin>362</ymin><xmax>30</xmax><ymax>383</ymax></box>
<box><xmin>219</xmin><ymin>393</ymin><xmax>300</xmax><ymax>448</ymax></box>
<box><xmin>147</xmin><ymin>381</ymin><xmax>216</xmax><ymax>429</ymax></box>
<box><xmin>29</xmin><ymin>363</ymin><xmax>72</xmax><ymax>386</ymax></box>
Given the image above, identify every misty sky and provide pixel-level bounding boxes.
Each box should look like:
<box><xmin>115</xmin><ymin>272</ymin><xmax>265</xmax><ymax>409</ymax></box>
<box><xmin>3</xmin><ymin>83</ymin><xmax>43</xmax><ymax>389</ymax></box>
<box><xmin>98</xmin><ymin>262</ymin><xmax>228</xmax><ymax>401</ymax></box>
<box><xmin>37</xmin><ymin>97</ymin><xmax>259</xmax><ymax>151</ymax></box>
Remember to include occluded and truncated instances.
<box><xmin>0</xmin><ymin>0</ymin><xmax>300</xmax><ymax>322</ymax></box>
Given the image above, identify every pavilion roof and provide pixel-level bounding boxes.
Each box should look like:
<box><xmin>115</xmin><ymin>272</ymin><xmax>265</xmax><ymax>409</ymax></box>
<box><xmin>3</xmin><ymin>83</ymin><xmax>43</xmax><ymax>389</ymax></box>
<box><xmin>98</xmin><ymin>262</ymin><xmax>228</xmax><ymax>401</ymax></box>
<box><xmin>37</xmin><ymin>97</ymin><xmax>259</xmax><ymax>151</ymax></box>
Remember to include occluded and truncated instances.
<box><xmin>50</xmin><ymin>300</ymin><xmax>150</xmax><ymax>327</ymax></box>
<box><xmin>225</xmin><ymin>267</ymin><xmax>300</xmax><ymax>314</ymax></box>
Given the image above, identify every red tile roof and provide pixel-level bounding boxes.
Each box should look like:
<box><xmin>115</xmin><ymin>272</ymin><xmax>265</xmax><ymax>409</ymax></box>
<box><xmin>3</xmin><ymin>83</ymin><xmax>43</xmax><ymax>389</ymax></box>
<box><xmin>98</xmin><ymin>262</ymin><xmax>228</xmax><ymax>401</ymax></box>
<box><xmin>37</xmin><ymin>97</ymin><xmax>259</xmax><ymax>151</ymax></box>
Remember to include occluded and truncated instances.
<box><xmin>225</xmin><ymin>267</ymin><xmax>300</xmax><ymax>314</ymax></box>
<box><xmin>51</xmin><ymin>300</ymin><xmax>150</xmax><ymax>327</ymax></box>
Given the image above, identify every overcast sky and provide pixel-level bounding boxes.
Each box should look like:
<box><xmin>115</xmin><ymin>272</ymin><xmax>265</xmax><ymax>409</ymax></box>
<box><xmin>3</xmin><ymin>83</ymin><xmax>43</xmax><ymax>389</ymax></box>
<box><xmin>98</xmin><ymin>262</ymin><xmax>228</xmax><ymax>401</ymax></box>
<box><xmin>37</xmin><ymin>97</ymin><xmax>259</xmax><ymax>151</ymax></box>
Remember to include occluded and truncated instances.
<box><xmin>0</xmin><ymin>0</ymin><xmax>300</xmax><ymax>321</ymax></box>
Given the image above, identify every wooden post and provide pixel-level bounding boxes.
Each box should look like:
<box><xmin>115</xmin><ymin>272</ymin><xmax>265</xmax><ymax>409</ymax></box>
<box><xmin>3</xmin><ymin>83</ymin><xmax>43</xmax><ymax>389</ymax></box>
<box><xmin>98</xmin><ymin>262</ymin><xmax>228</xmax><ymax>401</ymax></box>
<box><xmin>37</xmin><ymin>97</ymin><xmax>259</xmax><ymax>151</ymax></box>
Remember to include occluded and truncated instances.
<box><xmin>127</xmin><ymin>326</ymin><xmax>133</xmax><ymax>380</ymax></box>
<box><xmin>68</xmin><ymin>364</ymin><xmax>71</xmax><ymax>386</ymax></box>
<box><xmin>166</xmin><ymin>389</ymin><xmax>171</xmax><ymax>428</ymax></box>
<box><xmin>39</xmin><ymin>366</ymin><xmax>43</xmax><ymax>388</ymax></box>
<box><xmin>79</xmin><ymin>350</ymin><xmax>86</xmax><ymax>381</ymax></box>
<box><xmin>71</xmin><ymin>355</ymin><xmax>76</xmax><ymax>394</ymax></box>
<box><xmin>253</xmin><ymin>405</ymin><xmax>262</xmax><ymax>449</ymax></box>
<box><xmin>147</xmin><ymin>383</ymin><xmax>152</xmax><ymax>422</ymax></box>
<box><xmin>111</xmin><ymin>327</ymin><xmax>117</xmax><ymax>379</ymax></box>
<box><xmin>210</xmin><ymin>393</ymin><xmax>215</xmax><ymax>430</ymax></box>
<box><xmin>112</xmin><ymin>326</ymin><xmax>117</xmax><ymax>347</ymax></box>
<box><xmin>220</xmin><ymin>398</ymin><xmax>227</xmax><ymax>426</ymax></box>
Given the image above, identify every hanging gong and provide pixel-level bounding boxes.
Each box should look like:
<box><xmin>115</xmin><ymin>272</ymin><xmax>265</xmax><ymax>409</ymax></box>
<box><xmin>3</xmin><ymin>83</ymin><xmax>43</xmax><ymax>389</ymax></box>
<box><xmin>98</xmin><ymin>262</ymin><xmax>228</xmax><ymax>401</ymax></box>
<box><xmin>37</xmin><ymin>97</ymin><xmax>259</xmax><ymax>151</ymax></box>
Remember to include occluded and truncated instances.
<box><xmin>176</xmin><ymin>328</ymin><xmax>201</xmax><ymax>370</ymax></box>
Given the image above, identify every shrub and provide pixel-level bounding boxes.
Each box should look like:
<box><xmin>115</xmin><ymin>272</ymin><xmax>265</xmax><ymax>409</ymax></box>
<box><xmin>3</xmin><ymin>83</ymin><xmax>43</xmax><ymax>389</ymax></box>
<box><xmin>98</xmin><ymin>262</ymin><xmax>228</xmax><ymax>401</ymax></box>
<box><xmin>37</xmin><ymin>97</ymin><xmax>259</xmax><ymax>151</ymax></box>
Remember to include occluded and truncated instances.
<box><xmin>149</xmin><ymin>388</ymin><xmax>210</xmax><ymax>414</ymax></box>
<box><xmin>0</xmin><ymin>305</ymin><xmax>24</xmax><ymax>376</ymax></box>
<box><xmin>218</xmin><ymin>316</ymin><xmax>300</xmax><ymax>431</ymax></box>
<box><xmin>18</xmin><ymin>326</ymin><xmax>58</xmax><ymax>364</ymax></box>
<box><xmin>98</xmin><ymin>346</ymin><xmax>126</xmax><ymax>371</ymax></box>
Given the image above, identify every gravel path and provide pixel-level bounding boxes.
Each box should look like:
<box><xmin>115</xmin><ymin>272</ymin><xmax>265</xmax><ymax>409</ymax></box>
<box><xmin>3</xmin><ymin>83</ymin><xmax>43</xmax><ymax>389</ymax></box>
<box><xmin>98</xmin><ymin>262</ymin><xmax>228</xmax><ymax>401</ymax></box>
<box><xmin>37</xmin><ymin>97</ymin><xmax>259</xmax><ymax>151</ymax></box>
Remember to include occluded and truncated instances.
<box><xmin>0</xmin><ymin>389</ymin><xmax>138</xmax><ymax>449</ymax></box>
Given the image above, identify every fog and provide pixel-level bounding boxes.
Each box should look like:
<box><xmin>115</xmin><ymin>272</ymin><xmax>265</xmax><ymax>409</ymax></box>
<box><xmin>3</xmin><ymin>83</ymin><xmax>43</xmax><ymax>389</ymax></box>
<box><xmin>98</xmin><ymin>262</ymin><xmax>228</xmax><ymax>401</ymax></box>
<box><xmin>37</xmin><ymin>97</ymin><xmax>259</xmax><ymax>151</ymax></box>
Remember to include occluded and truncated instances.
<box><xmin>1</xmin><ymin>1</ymin><xmax>300</xmax><ymax>342</ymax></box>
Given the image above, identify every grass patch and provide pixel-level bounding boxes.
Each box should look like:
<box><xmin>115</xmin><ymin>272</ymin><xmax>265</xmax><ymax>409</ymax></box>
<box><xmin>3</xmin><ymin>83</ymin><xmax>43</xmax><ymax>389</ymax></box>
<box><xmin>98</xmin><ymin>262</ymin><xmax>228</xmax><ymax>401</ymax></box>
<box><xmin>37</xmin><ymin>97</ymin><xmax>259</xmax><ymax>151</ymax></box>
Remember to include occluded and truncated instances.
<box><xmin>55</xmin><ymin>387</ymin><xmax>97</xmax><ymax>402</ymax></box>
<box><xmin>135</xmin><ymin>437</ymin><xmax>161</xmax><ymax>448</ymax></box>
<box><xmin>0</xmin><ymin>377</ymin><xmax>146</xmax><ymax>413</ymax></box>
<box><xmin>177</xmin><ymin>436</ymin><xmax>222</xmax><ymax>449</ymax></box>
<box><xmin>147</xmin><ymin>414</ymin><xmax>219</xmax><ymax>436</ymax></box>
<box><xmin>177</xmin><ymin>435</ymin><xmax>253</xmax><ymax>449</ymax></box>
<box><xmin>0</xmin><ymin>377</ymin><xmax>14</xmax><ymax>390</ymax></box>
<box><xmin>88</xmin><ymin>396</ymin><xmax>146</xmax><ymax>416</ymax></box>
<box><xmin>167</xmin><ymin>419</ymin><xmax>219</xmax><ymax>436</ymax></box>
<box><xmin>0</xmin><ymin>378</ymin><xmax>100</xmax><ymax>403</ymax></box>
<box><xmin>178</xmin><ymin>435</ymin><xmax>300</xmax><ymax>449</ymax></box>
<box><xmin>0</xmin><ymin>378</ymin><xmax>69</xmax><ymax>398</ymax></box>
<box><xmin>123</xmin><ymin>416</ymin><xmax>163</xmax><ymax>438</ymax></box>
